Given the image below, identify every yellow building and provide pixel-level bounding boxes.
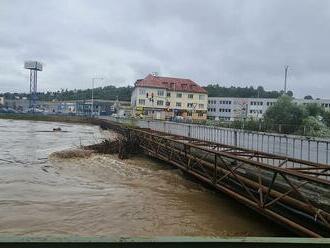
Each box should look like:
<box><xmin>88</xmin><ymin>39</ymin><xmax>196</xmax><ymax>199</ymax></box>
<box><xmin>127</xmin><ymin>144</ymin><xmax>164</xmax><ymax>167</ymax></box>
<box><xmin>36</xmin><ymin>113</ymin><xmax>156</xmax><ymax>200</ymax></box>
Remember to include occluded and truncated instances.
<box><xmin>131</xmin><ymin>74</ymin><xmax>208</xmax><ymax>120</ymax></box>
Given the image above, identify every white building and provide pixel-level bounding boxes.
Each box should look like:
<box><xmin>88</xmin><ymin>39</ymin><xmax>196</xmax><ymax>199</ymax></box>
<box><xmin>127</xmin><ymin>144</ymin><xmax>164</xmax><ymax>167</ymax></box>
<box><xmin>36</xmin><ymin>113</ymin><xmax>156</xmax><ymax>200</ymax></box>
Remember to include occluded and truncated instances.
<box><xmin>0</xmin><ymin>97</ymin><xmax>4</xmax><ymax>106</ymax></box>
<box><xmin>207</xmin><ymin>97</ymin><xmax>330</xmax><ymax>121</ymax></box>
<box><xmin>131</xmin><ymin>74</ymin><xmax>208</xmax><ymax>120</ymax></box>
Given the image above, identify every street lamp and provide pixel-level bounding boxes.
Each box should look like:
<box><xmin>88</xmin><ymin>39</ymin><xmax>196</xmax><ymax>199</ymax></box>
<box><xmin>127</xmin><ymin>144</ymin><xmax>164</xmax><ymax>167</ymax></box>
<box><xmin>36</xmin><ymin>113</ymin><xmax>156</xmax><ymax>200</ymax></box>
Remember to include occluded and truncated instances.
<box><xmin>91</xmin><ymin>77</ymin><xmax>104</xmax><ymax>117</ymax></box>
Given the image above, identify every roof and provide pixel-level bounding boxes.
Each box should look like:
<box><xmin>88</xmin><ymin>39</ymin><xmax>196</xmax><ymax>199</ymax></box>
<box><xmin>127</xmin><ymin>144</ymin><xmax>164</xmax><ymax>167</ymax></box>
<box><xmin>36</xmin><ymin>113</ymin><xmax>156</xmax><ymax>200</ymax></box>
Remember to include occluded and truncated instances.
<box><xmin>135</xmin><ymin>74</ymin><xmax>207</xmax><ymax>94</ymax></box>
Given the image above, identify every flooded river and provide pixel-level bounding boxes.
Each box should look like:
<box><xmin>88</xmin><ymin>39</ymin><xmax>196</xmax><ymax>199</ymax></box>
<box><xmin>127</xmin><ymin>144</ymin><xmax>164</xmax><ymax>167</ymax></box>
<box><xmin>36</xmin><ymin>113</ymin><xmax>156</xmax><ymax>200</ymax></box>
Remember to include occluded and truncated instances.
<box><xmin>0</xmin><ymin>119</ymin><xmax>289</xmax><ymax>237</ymax></box>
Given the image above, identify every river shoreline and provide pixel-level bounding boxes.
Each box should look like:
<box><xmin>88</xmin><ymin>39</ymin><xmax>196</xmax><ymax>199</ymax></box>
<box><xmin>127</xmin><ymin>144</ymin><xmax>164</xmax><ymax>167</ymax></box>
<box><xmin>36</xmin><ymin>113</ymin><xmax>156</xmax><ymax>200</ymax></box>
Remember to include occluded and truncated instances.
<box><xmin>0</xmin><ymin>113</ymin><xmax>93</xmax><ymax>124</ymax></box>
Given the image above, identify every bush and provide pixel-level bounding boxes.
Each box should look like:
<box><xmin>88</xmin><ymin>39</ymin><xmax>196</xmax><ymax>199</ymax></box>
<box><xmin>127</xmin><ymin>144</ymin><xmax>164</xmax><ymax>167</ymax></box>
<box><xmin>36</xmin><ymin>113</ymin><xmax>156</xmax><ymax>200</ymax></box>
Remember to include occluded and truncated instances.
<box><xmin>300</xmin><ymin>116</ymin><xmax>330</xmax><ymax>137</ymax></box>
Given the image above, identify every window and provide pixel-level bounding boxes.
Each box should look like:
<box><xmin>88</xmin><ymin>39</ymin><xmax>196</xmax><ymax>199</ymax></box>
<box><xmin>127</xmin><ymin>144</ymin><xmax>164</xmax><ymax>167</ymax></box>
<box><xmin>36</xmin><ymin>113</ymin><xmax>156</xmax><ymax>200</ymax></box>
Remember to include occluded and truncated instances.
<box><xmin>187</xmin><ymin>103</ymin><xmax>194</xmax><ymax>108</ymax></box>
<box><xmin>187</xmin><ymin>112</ymin><xmax>192</xmax><ymax>116</ymax></box>
<box><xmin>199</xmin><ymin>94</ymin><xmax>205</xmax><ymax>100</ymax></box>
<box><xmin>176</xmin><ymin>93</ymin><xmax>182</xmax><ymax>98</ymax></box>
<box><xmin>157</xmin><ymin>90</ymin><xmax>164</xmax><ymax>96</ymax></box>
<box><xmin>188</xmin><ymin>94</ymin><xmax>194</xmax><ymax>99</ymax></box>
<box><xmin>198</xmin><ymin>112</ymin><xmax>204</xmax><ymax>117</ymax></box>
<box><xmin>166</xmin><ymin>92</ymin><xmax>171</xmax><ymax>97</ymax></box>
<box><xmin>138</xmin><ymin>99</ymin><xmax>145</xmax><ymax>105</ymax></box>
<box><xmin>176</xmin><ymin>102</ymin><xmax>182</xmax><ymax>107</ymax></box>
<box><xmin>156</xmin><ymin>100</ymin><xmax>164</xmax><ymax>106</ymax></box>
<box><xmin>139</xmin><ymin>89</ymin><xmax>146</xmax><ymax>95</ymax></box>
<box><xmin>198</xmin><ymin>104</ymin><xmax>204</xmax><ymax>109</ymax></box>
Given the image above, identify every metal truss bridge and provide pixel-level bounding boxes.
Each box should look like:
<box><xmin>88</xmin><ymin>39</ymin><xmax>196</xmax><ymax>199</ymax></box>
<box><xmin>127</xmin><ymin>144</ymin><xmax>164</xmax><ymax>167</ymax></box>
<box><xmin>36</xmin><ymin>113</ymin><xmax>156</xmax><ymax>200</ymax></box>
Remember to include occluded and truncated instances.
<box><xmin>96</xmin><ymin>119</ymin><xmax>330</xmax><ymax>237</ymax></box>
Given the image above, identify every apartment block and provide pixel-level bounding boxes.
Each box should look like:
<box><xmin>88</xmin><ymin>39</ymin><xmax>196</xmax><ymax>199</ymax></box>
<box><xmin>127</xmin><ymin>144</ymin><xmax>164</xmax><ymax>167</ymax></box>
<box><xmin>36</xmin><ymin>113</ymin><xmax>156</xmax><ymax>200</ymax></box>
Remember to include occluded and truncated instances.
<box><xmin>131</xmin><ymin>74</ymin><xmax>208</xmax><ymax>120</ymax></box>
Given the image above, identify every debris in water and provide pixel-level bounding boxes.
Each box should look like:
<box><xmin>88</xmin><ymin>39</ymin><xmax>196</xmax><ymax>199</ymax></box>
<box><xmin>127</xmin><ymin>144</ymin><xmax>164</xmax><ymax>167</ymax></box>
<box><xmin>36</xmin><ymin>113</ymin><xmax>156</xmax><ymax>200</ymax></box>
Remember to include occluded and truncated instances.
<box><xmin>84</xmin><ymin>139</ymin><xmax>120</xmax><ymax>154</ymax></box>
<box><xmin>83</xmin><ymin>134</ymin><xmax>141</xmax><ymax>160</ymax></box>
<box><xmin>53</xmin><ymin>127</ymin><xmax>62</xmax><ymax>132</ymax></box>
<box><xmin>50</xmin><ymin>149</ymin><xmax>94</xmax><ymax>159</ymax></box>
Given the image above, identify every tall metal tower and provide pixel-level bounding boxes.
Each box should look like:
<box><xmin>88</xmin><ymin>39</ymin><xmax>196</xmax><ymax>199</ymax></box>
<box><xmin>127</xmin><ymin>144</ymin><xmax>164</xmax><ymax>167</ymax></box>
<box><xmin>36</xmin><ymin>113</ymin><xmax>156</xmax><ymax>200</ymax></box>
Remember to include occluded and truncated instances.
<box><xmin>24</xmin><ymin>61</ymin><xmax>43</xmax><ymax>112</ymax></box>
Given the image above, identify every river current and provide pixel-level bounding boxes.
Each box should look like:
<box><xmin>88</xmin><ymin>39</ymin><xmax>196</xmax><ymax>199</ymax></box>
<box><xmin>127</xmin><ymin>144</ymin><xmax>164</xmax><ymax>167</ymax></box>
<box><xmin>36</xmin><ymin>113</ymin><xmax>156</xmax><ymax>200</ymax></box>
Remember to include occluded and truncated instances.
<box><xmin>0</xmin><ymin>119</ymin><xmax>289</xmax><ymax>237</ymax></box>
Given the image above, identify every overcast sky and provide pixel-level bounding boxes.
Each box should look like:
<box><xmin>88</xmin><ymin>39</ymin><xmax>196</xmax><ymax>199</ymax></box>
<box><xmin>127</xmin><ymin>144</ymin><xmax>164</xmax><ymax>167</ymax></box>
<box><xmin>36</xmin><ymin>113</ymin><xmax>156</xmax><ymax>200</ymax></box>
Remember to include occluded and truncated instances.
<box><xmin>1</xmin><ymin>0</ymin><xmax>330</xmax><ymax>98</ymax></box>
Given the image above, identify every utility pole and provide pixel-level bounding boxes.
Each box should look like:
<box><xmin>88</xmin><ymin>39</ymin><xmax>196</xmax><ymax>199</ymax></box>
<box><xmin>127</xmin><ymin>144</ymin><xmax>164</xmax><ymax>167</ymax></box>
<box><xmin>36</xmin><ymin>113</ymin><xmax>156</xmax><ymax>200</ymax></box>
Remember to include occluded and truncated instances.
<box><xmin>284</xmin><ymin>65</ymin><xmax>289</xmax><ymax>94</ymax></box>
<box><xmin>91</xmin><ymin>77</ymin><xmax>104</xmax><ymax>117</ymax></box>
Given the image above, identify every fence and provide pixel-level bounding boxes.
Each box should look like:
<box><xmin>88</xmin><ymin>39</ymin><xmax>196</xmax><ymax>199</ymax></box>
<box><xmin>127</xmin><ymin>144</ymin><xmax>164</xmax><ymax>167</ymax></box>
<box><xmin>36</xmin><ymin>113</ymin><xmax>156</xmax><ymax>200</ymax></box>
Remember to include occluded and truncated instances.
<box><xmin>102</xmin><ymin>117</ymin><xmax>330</xmax><ymax>165</ymax></box>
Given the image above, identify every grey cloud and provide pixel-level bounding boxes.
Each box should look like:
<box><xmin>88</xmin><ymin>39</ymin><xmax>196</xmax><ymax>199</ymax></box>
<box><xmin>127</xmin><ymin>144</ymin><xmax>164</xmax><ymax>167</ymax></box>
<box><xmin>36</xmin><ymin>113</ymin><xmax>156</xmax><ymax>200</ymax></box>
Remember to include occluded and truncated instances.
<box><xmin>0</xmin><ymin>0</ymin><xmax>330</xmax><ymax>98</ymax></box>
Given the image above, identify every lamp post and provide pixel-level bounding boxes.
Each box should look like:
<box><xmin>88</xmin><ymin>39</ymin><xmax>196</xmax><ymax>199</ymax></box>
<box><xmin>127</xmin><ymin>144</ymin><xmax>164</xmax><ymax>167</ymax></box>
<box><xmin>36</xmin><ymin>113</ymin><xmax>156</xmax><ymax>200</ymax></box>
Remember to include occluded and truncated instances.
<box><xmin>91</xmin><ymin>77</ymin><xmax>104</xmax><ymax>117</ymax></box>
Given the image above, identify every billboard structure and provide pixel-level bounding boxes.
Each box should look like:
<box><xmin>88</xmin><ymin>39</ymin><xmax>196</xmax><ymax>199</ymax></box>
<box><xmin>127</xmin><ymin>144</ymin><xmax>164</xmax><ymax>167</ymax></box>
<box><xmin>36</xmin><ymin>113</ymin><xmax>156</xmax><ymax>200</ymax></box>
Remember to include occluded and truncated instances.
<box><xmin>24</xmin><ymin>61</ymin><xmax>43</xmax><ymax>112</ymax></box>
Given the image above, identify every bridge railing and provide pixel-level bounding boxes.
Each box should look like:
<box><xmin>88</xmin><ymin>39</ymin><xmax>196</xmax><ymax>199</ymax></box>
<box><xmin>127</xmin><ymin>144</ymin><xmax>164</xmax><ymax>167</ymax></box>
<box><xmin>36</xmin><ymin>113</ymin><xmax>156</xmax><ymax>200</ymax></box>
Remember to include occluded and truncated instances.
<box><xmin>100</xmin><ymin>117</ymin><xmax>330</xmax><ymax>165</ymax></box>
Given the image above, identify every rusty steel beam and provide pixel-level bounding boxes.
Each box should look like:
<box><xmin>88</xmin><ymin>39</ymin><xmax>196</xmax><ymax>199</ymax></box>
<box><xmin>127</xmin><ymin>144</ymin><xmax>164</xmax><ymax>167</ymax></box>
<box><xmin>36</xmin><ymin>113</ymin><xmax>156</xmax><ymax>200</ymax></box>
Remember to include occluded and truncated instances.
<box><xmin>140</xmin><ymin>133</ymin><xmax>330</xmax><ymax>234</ymax></box>
<box><xmin>140</xmin><ymin>143</ymin><xmax>323</xmax><ymax>238</ymax></box>
<box><xmin>97</xmin><ymin>120</ymin><xmax>330</xmax><ymax>237</ymax></box>
<box><xmin>134</xmin><ymin>128</ymin><xmax>330</xmax><ymax>185</ymax></box>
<box><xmin>147</xmin><ymin>129</ymin><xmax>330</xmax><ymax>171</ymax></box>
<box><xmin>139</xmin><ymin>133</ymin><xmax>330</xmax><ymax>224</ymax></box>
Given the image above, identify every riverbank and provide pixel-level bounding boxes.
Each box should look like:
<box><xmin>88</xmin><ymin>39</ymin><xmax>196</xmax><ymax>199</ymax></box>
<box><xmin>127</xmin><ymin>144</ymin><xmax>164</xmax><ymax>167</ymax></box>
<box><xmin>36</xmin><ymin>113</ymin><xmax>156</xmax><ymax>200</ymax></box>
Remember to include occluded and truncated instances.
<box><xmin>0</xmin><ymin>113</ymin><xmax>92</xmax><ymax>124</ymax></box>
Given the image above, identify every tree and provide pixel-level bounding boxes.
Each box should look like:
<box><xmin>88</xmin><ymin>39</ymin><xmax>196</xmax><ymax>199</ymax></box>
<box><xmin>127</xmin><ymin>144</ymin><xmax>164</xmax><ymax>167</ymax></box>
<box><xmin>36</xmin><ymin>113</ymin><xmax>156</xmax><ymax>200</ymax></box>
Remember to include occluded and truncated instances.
<box><xmin>305</xmin><ymin>103</ymin><xmax>323</xmax><ymax>117</ymax></box>
<box><xmin>264</xmin><ymin>95</ymin><xmax>306</xmax><ymax>133</ymax></box>
<box><xmin>287</xmin><ymin>90</ymin><xmax>293</xmax><ymax>97</ymax></box>
<box><xmin>301</xmin><ymin>116</ymin><xmax>330</xmax><ymax>137</ymax></box>
<box><xmin>203</xmin><ymin>85</ymin><xmax>284</xmax><ymax>98</ymax></box>
<box><xmin>304</xmin><ymin>95</ymin><xmax>313</xmax><ymax>100</ymax></box>
<box><xmin>322</xmin><ymin>111</ymin><xmax>330</xmax><ymax>127</ymax></box>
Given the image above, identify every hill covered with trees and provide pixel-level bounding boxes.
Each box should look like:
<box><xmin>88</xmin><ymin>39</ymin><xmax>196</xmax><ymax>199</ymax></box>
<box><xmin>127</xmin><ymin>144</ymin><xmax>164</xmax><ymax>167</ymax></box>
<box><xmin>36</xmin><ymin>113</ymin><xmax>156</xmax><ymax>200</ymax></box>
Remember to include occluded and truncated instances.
<box><xmin>204</xmin><ymin>85</ymin><xmax>293</xmax><ymax>98</ymax></box>
<box><xmin>1</xmin><ymin>84</ymin><xmax>288</xmax><ymax>101</ymax></box>
<box><xmin>1</xmin><ymin>86</ymin><xmax>134</xmax><ymax>102</ymax></box>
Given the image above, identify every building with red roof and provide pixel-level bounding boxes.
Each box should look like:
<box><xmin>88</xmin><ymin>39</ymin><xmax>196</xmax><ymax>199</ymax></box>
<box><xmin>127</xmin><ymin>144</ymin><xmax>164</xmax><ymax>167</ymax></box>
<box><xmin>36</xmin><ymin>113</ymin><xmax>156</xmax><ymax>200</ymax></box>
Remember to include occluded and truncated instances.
<box><xmin>131</xmin><ymin>74</ymin><xmax>208</xmax><ymax>120</ymax></box>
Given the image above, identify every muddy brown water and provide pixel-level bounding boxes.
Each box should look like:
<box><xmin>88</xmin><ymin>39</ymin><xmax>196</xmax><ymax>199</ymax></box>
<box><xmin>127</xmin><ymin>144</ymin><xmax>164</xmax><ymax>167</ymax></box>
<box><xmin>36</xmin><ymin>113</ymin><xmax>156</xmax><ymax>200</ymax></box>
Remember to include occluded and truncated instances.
<box><xmin>0</xmin><ymin>119</ymin><xmax>291</xmax><ymax>237</ymax></box>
